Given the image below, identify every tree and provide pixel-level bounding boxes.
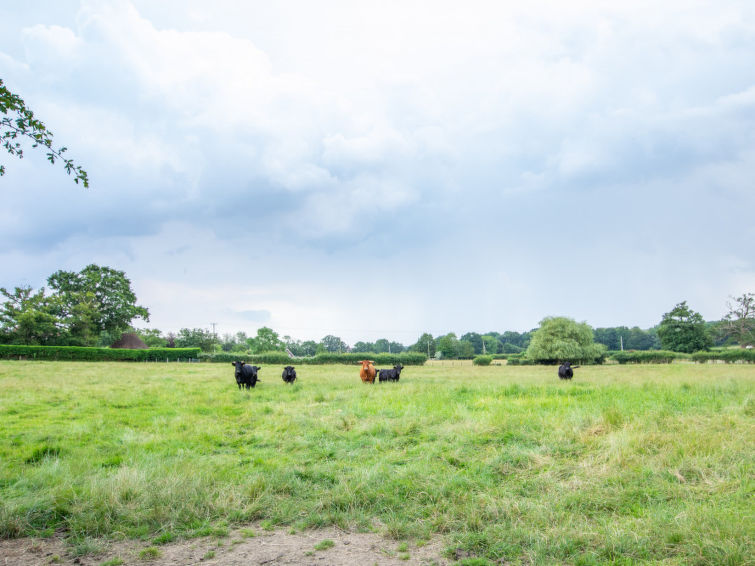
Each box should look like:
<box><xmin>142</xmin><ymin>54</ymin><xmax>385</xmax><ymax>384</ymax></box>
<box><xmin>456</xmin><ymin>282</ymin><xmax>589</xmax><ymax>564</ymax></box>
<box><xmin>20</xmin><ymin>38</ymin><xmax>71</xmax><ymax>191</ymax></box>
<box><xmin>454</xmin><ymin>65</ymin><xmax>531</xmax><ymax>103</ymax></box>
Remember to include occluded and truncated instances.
<box><xmin>409</xmin><ymin>333</ymin><xmax>436</xmax><ymax>357</ymax></box>
<box><xmin>247</xmin><ymin>326</ymin><xmax>285</xmax><ymax>353</ymax></box>
<box><xmin>500</xmin><ymin>330</ymin><xmax>532</xmax><ymax>350</ymax></box>
<box><xmin>352</xmin><ymin>341</ymin><xmax>375</xmax><ymax>353</ymax></box>
<box><xmin>526</xmin><ymin>317</ymin><xmax>606</xmax><ymax>364</ymax></box>
<box><xmin>1</xmin><ymin>78</ymin><xmax>88</xmax><ymax>186</ymax></box>
<box><xmin>436</xmin><ymin>333</ymin><xmax>459</xmax><ymax>359</ymax></box>
<box><xmin>500</xmin><ymin>342</ymin><xmax>522</xmax><ymax>354</ymax></box>
<box><xmin>389</xmin><ymin>341</ymin><xmax>405</xmax><ymax>354</ymax></box>
<box><xmin>299</xmin><ymin>340</ymin><xmax>318</xmax><ymax>356</ymax></box>
<box><xmin>320</xmin><ymin>335</ymin><xmax>348</xmax><ymax>353</ymax></box>
<box><xmin>457</xmin><ymin>340</ymin><xmax>475</xmax><ymax>358</ymax></box>
<box><xmin>481</xmin><ymin>335</ymin><xmax>500</xmax><ymax>355</ymax></box>
<box><xmin>134</xmin><ymin>328</ymin><xmax>168</xmax><ymax>348</ymax></box>
<box><xmin>656</xmin><ymin>301</ymin><xmax>713</xmax><ymax>353</ymax></box>
<box><xmin>593</xmin><ymin>327</ymin><xmax>620</xmax><ymax>350</ymax></box>
<box><xmin>47</xmin><ymin>264</ymin><xmax>149</xmax><ymax>340</ymax></box>
<box><xmin>625</xmin><ymin>326</ymin><xmax>659</xmax><ymax>350</ymax></box>
<box><xmin>721</xmin><ymin>293</ymin><xmax>755</xmax><ymax>347</ymax></box>
<box><xmin>283</xmin><ymin>336</ymin><xmax>318</xmax><ymax>357</ymax></box>
<box><xmin>0</xmin><ymin>286</ymin><xmax>60</xmax><ymax>345</ymax></box>
<box><xmin>175</xmin><ymin>328</ymin><xmax>216</xmax><ymax>352</ymax></box>
<box><xmin>593</xmin><ymin>326</ymin><xmax>659</xmax><ymax>351</ymax></box>
<box><xmin>460</xmin><ymin>332</ymin><xmax>483</xmax><ymax>354</ymax></box>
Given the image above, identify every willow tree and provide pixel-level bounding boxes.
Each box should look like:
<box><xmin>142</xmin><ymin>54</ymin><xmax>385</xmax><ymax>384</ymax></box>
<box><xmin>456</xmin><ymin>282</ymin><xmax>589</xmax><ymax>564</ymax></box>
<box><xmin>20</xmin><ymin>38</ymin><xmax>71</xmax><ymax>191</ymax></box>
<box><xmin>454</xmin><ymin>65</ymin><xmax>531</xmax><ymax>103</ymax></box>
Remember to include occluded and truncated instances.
<box><xmin>526</xmin><ymin>316</ymin><xmax>606</xmax><ymax>364</ymax></box>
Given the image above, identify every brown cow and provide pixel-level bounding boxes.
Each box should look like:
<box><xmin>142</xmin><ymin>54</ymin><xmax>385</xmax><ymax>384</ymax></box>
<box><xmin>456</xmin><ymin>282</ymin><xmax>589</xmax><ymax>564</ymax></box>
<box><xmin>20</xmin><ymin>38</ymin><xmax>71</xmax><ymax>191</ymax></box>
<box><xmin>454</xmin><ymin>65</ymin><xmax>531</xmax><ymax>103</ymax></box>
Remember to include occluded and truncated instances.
<box><xmin>359</xmin><ymin>360</ymin><xmax>377</xmax><ymax>384</ymax></box>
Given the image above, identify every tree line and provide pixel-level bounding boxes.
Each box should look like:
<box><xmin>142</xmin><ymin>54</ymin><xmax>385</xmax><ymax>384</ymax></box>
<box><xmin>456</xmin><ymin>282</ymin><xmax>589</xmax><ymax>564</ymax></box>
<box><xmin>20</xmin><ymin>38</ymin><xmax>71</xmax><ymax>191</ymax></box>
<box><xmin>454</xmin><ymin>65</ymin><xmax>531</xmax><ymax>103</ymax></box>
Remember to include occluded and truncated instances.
<box><xmin>1</xmin><ymin>265</ymin><xmax>752</xmax><ymax>357</ymax></box>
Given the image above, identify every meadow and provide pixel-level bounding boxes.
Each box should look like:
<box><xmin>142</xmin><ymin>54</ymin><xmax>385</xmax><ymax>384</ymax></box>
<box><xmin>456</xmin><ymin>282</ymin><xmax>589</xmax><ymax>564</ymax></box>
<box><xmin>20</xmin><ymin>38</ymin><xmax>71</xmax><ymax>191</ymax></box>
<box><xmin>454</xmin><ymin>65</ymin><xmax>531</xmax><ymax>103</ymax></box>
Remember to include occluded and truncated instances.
<box><xmin>0</xmin><ymin>360</ymin><xmax>753</xmax><ymax>565</ymax></box>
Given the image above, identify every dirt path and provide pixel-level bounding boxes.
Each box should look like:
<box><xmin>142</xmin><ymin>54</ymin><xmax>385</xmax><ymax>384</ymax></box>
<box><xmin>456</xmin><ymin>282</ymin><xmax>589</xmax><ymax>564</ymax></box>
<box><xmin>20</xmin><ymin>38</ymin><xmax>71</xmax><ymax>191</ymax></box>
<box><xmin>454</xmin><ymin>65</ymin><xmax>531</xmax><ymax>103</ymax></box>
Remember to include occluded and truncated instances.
<box><xmin>0</xmin><ymin>525</ymin><xmax>450</xmax><ymax>565</ymax></box>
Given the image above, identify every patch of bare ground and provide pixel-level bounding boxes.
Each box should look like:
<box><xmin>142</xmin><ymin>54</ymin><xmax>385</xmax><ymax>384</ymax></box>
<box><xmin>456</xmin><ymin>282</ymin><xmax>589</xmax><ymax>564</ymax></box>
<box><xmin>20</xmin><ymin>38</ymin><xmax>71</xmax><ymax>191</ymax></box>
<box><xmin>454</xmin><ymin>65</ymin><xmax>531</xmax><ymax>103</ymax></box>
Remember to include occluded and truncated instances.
<box><xmin>0</xmin><ymin>525</ymin><xmax>450</xmax><ymax>566</ymax></box>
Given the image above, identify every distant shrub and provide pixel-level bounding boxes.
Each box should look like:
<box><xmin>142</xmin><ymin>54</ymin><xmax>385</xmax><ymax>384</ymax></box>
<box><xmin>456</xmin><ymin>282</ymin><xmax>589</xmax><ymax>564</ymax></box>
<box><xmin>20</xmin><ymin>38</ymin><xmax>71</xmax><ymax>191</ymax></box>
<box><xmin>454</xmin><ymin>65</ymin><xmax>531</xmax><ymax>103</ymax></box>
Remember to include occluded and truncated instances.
<box><xmin>473</xmin><ymin>355</ymin><xmax>493</xmax><ymax>366</ymax></box>
<box><xmin>0</xmin><ymin>345</ymin><xmax>200</xmax><ymax>361</ymax></box>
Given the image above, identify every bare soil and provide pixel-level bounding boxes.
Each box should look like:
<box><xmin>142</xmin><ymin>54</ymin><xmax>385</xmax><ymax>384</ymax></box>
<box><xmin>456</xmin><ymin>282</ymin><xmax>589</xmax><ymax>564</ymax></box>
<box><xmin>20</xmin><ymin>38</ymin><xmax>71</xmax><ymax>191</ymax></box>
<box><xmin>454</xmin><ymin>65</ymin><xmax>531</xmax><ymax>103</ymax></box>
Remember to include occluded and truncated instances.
<box><xmin>0</xmin><ymin>525</ymin><xmax>450</xmax><ymax>566</ymax></box>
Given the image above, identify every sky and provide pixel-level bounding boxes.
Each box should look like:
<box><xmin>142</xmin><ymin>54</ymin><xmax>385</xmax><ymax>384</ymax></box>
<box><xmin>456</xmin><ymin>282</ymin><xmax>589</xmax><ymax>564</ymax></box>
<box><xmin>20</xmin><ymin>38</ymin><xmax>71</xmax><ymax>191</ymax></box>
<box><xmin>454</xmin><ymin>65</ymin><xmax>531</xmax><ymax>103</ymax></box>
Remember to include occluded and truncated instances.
<box><xmin>1</xmin><ymin>0</ymin><xmax>754</xmax><ymax>345</ymax></box>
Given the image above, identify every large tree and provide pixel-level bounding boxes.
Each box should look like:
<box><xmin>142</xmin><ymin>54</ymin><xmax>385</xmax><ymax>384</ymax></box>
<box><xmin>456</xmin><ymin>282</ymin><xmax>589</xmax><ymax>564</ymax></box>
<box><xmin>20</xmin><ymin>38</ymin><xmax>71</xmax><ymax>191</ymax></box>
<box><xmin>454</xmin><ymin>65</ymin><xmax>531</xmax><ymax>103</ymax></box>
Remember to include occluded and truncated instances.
<box><xmin>247</xmin><ymin>326</ymin><xmax>285</xmax><ymax>353</ymax></box>
<box><xmin>526</xmin><ymin>316</ymin><xmax>606</xmax><ymax>364</ymax></box>
<box><xmin>0</xmin><ymin>286</ymin><xmax>60</xmax><ymax>345</ymax></box>
<box><xmin>1</xmin><ymin>78</ymin><xmax>88</xmax><ymax>186</ymax></box>
<box><xmin>1</xmin><ymin>265</ymin><xmax>148</xmax><ymax>346</ymax></box>
<box><xmin>721</xmin><ymin>293</ymin><xmax>755</xmax><ymax>347</ymax></box>
<box><xmin>47</xmin><ymin>264</ymin><xmax>149</xmax><ymax>339</ymax></box>
<box><xmin>656</xmin><ymin>301</ymin><xmax>712</xmax><ymax>353</ymax></box>
<box><xmin>436</xmin><ymin>333</ymin><xmax>459</xmax><ymax>359</ymax></box>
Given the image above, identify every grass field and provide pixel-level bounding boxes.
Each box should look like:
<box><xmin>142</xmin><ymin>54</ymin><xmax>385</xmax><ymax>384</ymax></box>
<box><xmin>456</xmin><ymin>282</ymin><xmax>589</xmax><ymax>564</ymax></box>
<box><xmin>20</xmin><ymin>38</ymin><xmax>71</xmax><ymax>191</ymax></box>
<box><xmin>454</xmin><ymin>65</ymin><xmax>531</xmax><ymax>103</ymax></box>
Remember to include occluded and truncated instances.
<box><xmin>0</xmin><ymin>360</ymin><xmax>753</xmax><ymax>565</ymax></box>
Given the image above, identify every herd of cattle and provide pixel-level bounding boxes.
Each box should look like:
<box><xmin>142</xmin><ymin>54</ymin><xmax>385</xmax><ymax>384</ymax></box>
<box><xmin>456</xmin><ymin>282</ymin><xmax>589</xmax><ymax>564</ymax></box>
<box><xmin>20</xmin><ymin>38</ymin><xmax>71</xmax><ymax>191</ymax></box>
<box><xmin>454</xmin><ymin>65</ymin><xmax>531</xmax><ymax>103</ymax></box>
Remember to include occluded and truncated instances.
<box><xmin>232</xmin><ymin>359</ymin><xmax>578</xmax><ymax>389</ymax></box>
<box><xmin>230</xmin><ymin>360</ymin><xmax>404</xmax><ymax>389</ymax></box>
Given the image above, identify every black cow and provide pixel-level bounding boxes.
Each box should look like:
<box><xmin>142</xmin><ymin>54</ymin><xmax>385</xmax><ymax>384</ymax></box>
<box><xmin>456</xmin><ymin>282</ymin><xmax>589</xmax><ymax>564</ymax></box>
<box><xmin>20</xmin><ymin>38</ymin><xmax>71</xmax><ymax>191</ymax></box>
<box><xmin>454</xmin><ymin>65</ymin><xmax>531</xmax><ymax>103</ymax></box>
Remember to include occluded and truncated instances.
<box><xmin>558</xmin><ymin>362</ymin><xmax>576</xmax><ymax>380</ymax></box>
<box><xmin>231</xmin><ymin>361</ymin><xmax>261</xmax><ymax>389</ymax></box>
<box><xmin>281</xmin><ymin>365</ymin><xmax>297</xmax><ymax>384</ymax></box>
<box><xmin>378</xmin><ymin>364</ymin><xmax>404</xmax><ymax>383</ymax></box>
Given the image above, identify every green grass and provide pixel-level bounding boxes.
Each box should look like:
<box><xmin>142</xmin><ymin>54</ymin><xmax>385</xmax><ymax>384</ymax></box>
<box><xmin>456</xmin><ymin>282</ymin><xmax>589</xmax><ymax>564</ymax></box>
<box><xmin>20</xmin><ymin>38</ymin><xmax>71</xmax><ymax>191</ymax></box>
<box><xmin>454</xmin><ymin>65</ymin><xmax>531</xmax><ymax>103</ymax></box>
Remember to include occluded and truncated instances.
<box><xmin>1</xmin><ymin>361</ymin><xmax>753</xmax><ymax>565</ymax></box>
<box><xmin>314</xmin><ymin>538</ymin><xmax>335</xmax><ymax>551</ymax></box>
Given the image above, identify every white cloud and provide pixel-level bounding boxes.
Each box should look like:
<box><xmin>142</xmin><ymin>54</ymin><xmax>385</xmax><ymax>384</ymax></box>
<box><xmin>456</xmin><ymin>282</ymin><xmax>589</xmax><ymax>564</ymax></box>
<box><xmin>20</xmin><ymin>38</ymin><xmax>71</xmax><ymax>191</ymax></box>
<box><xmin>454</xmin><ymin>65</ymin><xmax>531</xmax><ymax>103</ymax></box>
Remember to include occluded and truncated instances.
<box><xmin>2</xmin><ymin>0</ymin><xmax>754</xmax><ymax>341</ymax></box>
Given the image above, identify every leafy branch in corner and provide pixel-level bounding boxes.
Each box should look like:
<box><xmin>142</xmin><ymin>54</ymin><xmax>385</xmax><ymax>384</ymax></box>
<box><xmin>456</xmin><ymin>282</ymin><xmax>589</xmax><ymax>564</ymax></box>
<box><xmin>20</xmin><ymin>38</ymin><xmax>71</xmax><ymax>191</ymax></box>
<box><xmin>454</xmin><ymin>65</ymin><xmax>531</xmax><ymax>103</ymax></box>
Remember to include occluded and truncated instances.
<box><xmin>0</xmin><ymin>78</ymin><xmax>89</xmax><ymax>187</ymax></box>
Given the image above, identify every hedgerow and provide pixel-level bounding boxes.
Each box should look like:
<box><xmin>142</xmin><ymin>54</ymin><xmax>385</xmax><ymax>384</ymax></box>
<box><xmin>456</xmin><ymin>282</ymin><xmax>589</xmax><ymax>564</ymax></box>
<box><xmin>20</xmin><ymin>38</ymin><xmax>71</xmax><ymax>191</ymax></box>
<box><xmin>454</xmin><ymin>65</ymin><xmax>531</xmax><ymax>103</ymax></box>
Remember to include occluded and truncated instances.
<box><xmin>200</xmin><ymin>351</ymin><xmax>428</xmax><ymax>365</ymax></box>
<box><xmin>505</xmin><ymin>354</ymin><xmax>535</xmax><ymax>366</ymax></box>
<box><xmin>691</xmin><ymin>349</ymin><xmax>755</xmax><ymax>363</ymax></box>
<box><xmin>610</xmin><ymin>350</ymin><xmax>682</xmax><ymax>364</ymax></box>
<box><xmin>0</xmin><ymin>344</ymin><xmax>200</xmax><ymax>361</ymax></box>
<box><xmin>473</xmin><ymin>355</ymin><xmax>493</xmax><ymax>366</ymax></box>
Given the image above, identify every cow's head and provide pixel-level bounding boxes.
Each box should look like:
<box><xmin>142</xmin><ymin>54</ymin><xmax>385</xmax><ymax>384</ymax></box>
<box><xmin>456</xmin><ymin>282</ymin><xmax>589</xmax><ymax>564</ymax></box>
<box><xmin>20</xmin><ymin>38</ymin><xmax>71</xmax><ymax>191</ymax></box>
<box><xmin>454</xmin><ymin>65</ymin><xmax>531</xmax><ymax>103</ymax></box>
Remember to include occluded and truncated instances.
<box><xmin>394</xmin><ymin>364</ymin><xmax>404</xmax><ymax>372</ymax></box>
<box><xmin>359</xmin><ymin>360</ymin><xmax>374</xmax><ymax>369</ymax></box>
<box><xmin>232</xmin><ymin>361</ymin><xmax>245</xmax><ymax>377</ymax></box>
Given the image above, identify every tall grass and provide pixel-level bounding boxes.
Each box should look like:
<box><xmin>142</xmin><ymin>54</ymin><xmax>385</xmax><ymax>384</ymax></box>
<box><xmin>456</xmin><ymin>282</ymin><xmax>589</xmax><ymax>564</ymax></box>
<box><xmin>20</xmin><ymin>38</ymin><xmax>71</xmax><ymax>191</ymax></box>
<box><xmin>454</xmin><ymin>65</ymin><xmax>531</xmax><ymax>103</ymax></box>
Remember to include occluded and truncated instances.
<box><xmin>0</xmin><ymin>361</ymin><xmax>752</xmax><ymax>564</ymax></box>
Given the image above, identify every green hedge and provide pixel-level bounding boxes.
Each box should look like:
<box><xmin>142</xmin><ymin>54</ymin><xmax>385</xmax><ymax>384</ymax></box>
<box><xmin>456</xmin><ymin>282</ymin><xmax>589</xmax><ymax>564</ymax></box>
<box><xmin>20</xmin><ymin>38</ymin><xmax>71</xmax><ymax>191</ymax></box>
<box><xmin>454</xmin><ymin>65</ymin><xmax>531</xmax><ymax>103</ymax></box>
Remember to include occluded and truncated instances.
<box><xmin>0</xmin><ymin>345</ymin><xmax>201</xmax><ymax>361</ymax></box>
<box><xmin>473</xmin><ymin>355</ymin><xmax>493</xmax><ymax>366</ymax></box>
<box><xmin>201</xmin><ymin>351</ymin><xmax>428</xmax><ymax>366</ymax></box>
<box><xmin>691</xmin><ymin>349</ymin><xmax>755</xmax><ymax>363</ymax></box>
<box><xmin>505</xmin><ymin>354</ymin><xmax>534</xmax><ymax>366</ymax></box>
<box><xmin>610</xmin><ymin>350</ymin><xmax>685</xmax><ymax>364</ymax></box>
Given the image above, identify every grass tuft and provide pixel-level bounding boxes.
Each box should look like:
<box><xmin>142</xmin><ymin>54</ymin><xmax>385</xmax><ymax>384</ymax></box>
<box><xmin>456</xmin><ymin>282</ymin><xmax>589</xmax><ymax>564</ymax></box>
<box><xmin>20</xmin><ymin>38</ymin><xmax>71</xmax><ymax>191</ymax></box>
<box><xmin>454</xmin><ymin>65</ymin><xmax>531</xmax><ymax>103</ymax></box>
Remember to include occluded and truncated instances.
<box><xmin>137</xmin><ymin>546</ymin><xmax>161</xmax><ymax>560</ymax></box>
<box><xmin>314</xmin><ymin>539</ymin><xmax>335</xmax><ymax>551</ymax></box>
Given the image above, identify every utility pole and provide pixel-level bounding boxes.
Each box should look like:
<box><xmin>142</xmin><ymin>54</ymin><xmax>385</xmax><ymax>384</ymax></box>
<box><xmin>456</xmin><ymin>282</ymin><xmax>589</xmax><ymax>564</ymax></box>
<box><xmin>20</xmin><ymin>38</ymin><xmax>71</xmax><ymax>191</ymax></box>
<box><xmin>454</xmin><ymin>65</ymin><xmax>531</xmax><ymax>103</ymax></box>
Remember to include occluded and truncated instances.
<box><xmin>620</xmin><ymin>335</ymin><xmax>624</xmax><ymax>351</ymax></box>
<box><xmin>211</xmin><ymin>322</ymin><xmax>217</xmax><ymax>350</ymax></box>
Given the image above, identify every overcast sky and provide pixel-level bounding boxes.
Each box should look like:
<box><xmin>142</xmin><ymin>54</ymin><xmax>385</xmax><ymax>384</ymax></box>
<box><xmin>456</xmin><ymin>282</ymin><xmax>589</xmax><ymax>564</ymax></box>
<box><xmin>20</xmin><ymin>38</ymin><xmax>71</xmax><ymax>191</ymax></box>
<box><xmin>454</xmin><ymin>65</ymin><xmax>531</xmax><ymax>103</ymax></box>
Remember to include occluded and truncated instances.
<box><xmin>1</xmin><ymin>1</ymin><xmax>754</xmax><ymax>344</ymax></box>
